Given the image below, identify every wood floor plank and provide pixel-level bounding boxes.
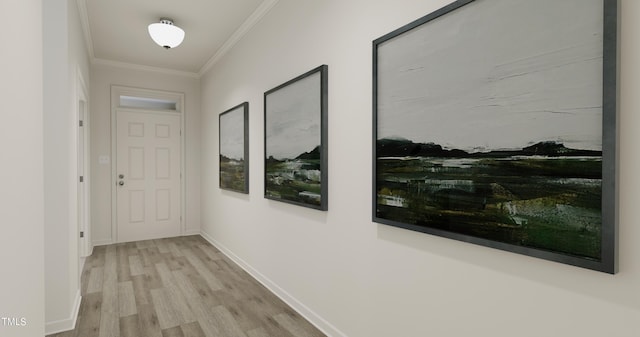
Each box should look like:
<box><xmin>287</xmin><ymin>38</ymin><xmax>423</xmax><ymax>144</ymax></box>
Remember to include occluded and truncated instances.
<box><xmin>166</xmin><ymin>272</ymin><xmax>222</xmax><ymax>337</ymax></box>
<box><xmin>117</xmin><ymin>244</ymin><xmax>132</xmax><ymax>283</ymax></box>
<box><xmin>126</xmin><ymin>242</ymin><xmax>139</xmax><ymax>256</ymax></box>
<box><xmin>181</xmin><ymin>247</ymin><xmax>224</xmax><ymax>291</ymax></box>
<box><xmin>161</xmin><ymin>326</ymin><xmax>185</xmax><ymax>337</ymax></box>
<box><xmin>118</xmin><ymin>281</ymin><xmax>137</xmax><ymax>317</ymax></box>
<box><xmin>143</xmin><ymin>265</ymin><xmax>164</xmax><ymax>289</ymax></box>
<box><xmin>245</xmin><ymin>327</ymin><xmax>271</xmax><ymax>337</ymax></box>
<box><xmin>136</xmin><ymin>239</ymin><xmax>156</xmax><ymax>249</ymax></box>
<box><xmin>131</xmin><ymin>274</ymin><xmax>152</xmax><ymax>306</ymax></box>
<box><xmin>98</xmin><ymin>311</ymin><xmax>120</xmax><ymax>337</ymax></box>
<box><xmin>196</xmin><ymin>244</ymin><xmax>223</xmax><ymax>262</ymax></box>
<box><xmin>179</xmin><ymin>322</ymin><xmax>206</xmax><ymax>337</ymax></box>
<box><xmin>81</xmin><ymin>264</ymin><xmax>92</xmax><ymax>295</ymax></box>
<box><xmin>273</xmin><ymin>312</ymin><xmax>325</xmax><ymax>337</ymax></box>
<box><xmin>101</xmin><ymin>281</ymin><xmax>118</xmax><ymax>316</ymax></box>
<box><xmin>139</xmin><ymin>248</ymin><xmax>153</xmax><ymax>267</ymax></box>
<box><xmin>220</xmin><ymin>298</ymin><xmax>263</xmax><ymax>332</ymax></box>
<box><xmin>150</xmin><ymin>288</ymin><xmax>182</xmax><ymax>330</ymax></box>
<box><xmin>189</xmin><ymin>244</ymin><xmax>220</xmax><ymax>271</ymax></box>
<box><xmin>119</xmin><ymin>315</ymin><xmax>141</xmax><ymax>337</ymax></box>
<box><xmin>143</xmin><ymin>246</ymin><xmax>164</xmax><ymax>266</ymax></box>
<box><xmin>137</xmin><ymin>304</ymin><xmax>163</xmax><ymax>337</ymax></box>
<box><xmin>87</xmin><ymin>246</ymin><xmax>106</xmax><ymax>269</ymax></box>
<box><xmin>243</xmin><ymin>289</ymin><xmax>292</xmax><ymax>319</ymax></box>
<box><xmin>188</xmin><ymin>300</ymin><xmax>222</xmax><ymax>337</ymax></box>
<box><xmin>257</xmin><ymin>316</ymin><xmax>296</xmax><ymax>337</ymax></box>
<box><xmin>129</xmin><ymin>255</ymin><xmax>144</xmax><ymax>276</ymax></box>
<box><xmin>102</xmin><ymin>245</ymin><xmax>119</xmax><ymax>314</ymax></box>
<box><xmin>176</xmin><ymin>269</ymin><xmax>221</xmax><ymax>308</ymax></box>
<box><xmin>209</xmin><ymin>305</ymin><xmax>248</xmax><ymax>337</ymax></box>
<box><xmin>155</xmin><ymin>263</ymin><xmax>195</xmax><ymax>325</ymax></box>
<box><xmin>170</xmin><ymin>269</ymin><xmax>204</xmax><ymax>301</ymax></box>
<box><xmin>165</xmin><ymin>254</ymin><xmax>190</xmax><ymax>271</ymax></box>
<box><xmin>101</xmin><ymin>245</ymin><xmax>120</xmax><ymax>337</ymax></box>
<box><xmin>154</xmin><ymin>238</ymin><xmax>172</xmax><ymax>254</ymax></box>
<box><xmin>76</xmin><ymin>292</ymin><xmax>102</xmax><ymax>337</ymax></box>
<box><xmin>105</xmin><ymin>244</ymin><xmax>117</xmax><ymax>269</ymax></box>
<box><xmin>212</xmin><ymin>265</ymin><xmax>253</xmax><ymax>300</ymax></box>
<box><xmin>86</xmin><ymin>267</ymin><xmax>104</xmax><ymax>294</ymax></box>
<box><xmin>168</xmin><ymin>241</ymin><xmax>184</xmax><ymax>257</ymax></box>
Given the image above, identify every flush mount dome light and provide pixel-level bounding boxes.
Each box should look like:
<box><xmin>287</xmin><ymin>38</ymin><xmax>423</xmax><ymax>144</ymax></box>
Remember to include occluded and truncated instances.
<box><xmin>148</xmin><ymin>18</ymin><xmax>185</xmax><ymax>49</ymax></box>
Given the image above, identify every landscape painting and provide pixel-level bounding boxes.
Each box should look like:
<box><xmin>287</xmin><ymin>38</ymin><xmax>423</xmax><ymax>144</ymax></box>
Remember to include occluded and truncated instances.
<box><xmin>373</xmin><ymin>0</ymin><xmax>617</xmax><ymax>273</ymax></box>
<box><xmin>264</xmin><ymin>65</ymin><xmax>328</xmax><ymax>210</ymax></box>
<box><xmin>219</xmin><ymin>102</ymin><xmax>249</xmax><ymax>193</ymax></box>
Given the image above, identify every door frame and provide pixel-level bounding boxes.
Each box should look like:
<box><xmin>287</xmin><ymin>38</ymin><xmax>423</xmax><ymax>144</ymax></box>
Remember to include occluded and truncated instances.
<box><xmin>77</xmin><ymin>69</ymin><xmax>91</xmax><ymax>258</ymax></box>
<box><xmin>110</xmin><ymin>85</ymin><xmax>186</xmax><ymax>243</ymax></box>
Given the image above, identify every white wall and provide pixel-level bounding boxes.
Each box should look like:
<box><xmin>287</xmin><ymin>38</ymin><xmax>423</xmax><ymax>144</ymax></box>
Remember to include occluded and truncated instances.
<box><xmin>90</xmin><ymin>64</ymin><xmax>201</xmax><ymax>244</ymax></box>
<box><xmin>43</xmin><ymin>0</ymin><xmax>91</xmax><ymax>333</ymax></box>
<box><xmin>0</xmin><ymin>1</ymin><xmax>45</xmax><ymax>336</ymax></box>
<box><xmin>200</xmin><ymin>1</ymin><xmax>640</xmax><ymax>336</ymax></box>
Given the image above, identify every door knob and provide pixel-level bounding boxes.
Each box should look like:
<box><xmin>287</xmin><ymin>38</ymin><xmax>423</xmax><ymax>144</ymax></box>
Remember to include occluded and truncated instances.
<box><xmin>119</xmin><ymin>174</ymin><xmax>125</xmax><ymax>179</ymax></box>
<box><xmin>118</xmin><ymin>181</ymin><xmax>124</xmax><ymax>186</ymax></box>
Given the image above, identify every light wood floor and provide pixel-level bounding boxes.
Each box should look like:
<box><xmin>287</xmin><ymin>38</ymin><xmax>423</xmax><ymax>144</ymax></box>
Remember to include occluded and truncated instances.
<box><xmin>47</xmin><ymin>235</ymin><xmax>326</xmax><ymax>337</ymax></box>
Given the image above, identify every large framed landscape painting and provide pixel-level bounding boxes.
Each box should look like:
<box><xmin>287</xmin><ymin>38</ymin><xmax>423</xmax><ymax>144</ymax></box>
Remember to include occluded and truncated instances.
<box><xmin>264</xmin><ymin>65</ymin><xmax>328</xmax><ymax>210</ymax></box>
<box><xmin>373</xmin><ymin>0</ymin><xmax>618</xmax><ymax>273</ymax></box>
<box><xmin>219</xmin><ymin>102</ymin><xmax>249</xmax><ymax>193</ymax></box>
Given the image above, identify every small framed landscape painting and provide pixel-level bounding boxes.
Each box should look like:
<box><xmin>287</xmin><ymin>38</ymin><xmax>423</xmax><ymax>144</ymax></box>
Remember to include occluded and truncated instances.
<box><xmin>219</xmin><ymin>102</ymin><xmax>249</xmax><ymax>194</ymax></box>
<box><xmin>373</xmin><ymin>0</ymin><xmax>618</xmax><ymax>273</ymax></box>
<box><xmin>264</xmin><ymin>65</ymin><xmax>328</xmax><ymax>210</ymax></box>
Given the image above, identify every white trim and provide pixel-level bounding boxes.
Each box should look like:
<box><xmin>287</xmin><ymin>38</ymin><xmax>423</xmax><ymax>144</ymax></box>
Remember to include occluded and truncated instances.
<box><xmin>75</xmin><ymin>0</ymin><xmax>94</xmax><ymax>59</ymax></box>
<box><xmin>199</xmin><ymin>231</ymin><xmax>347</xmax><ymax>337</ymax></box>
<box><xmin>45</xmin><ymin>290</ymin><xmax>82</xmax><ymax>335</ymax></box>
<box><xmin>77</xmin><ymin>66</ymin><xmax>92</xmax><ymax>259</ymax></box>
<box><xmin>94</xmin><ymin>58</ymin><xmax>199</xmax><ymax>79</ymax></box>
<box><xmin>183</xmin><ymin>229</ymin><xmax>201</xmax><ymax>236</ymax></box>
<box><xmin>111</xmin><ymin>85</ymin><xmax>186</xmax><ymax>243</ymax></box>
<box><xmin>92</xmin><ymin>239</ymin><xmax>114</xmax><ymax>247</ymax></box>
<box><xmin>198</xmin><ymin>0</ymin><xmax>280</xmax><ymax>76</ymax></box>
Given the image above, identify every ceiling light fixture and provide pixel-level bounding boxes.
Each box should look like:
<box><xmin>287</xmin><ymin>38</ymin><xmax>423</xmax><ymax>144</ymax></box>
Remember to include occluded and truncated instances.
<box><xmin>148</xmin><ymin>18</ymin><xmax>185</xmax><ymax>49</ymax></box>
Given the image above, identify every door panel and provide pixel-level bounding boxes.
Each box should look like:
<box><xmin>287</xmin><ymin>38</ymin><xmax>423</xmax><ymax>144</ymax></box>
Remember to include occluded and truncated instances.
<box><xmin>117</xmin><ymin>109</ymin><xmax>181</xmax><ymax>242</ymax></box>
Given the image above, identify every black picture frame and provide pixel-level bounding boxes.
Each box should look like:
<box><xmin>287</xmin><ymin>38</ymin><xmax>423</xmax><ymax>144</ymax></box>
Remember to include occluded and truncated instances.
<box><xmin>264</xmin><ymin>65</ymin><xmax>328</xmax><ymax>210</ymax></box>
<box><xmin>373</xmin><ymin>0</ymin><xmax>618</xmax><ymax>273</ymax></box>
<box><xmin>219</xmin><ymin>102</ymin><xmax>249</xmax><ymax>194</ymax></box>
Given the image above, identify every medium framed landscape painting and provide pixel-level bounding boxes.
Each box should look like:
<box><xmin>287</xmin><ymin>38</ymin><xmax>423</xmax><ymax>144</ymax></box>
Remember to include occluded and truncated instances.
<box><xmin>219</xmin><ymin>102</ymin><xmax>249</xmax><ymax>193</ymax></box>
<box><xmin>373</xmin><ymin>0</ymin><xmax>618</xmax><ymax>273</ymax></box>
<box><xmin>264</xmin><ymin>65</ymin><xmax>328</xmax><ymax>210</ymax></box>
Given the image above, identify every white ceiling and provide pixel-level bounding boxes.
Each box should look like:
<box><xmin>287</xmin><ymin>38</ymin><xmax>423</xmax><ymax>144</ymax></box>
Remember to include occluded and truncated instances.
<box><xmin>79</xmin><ymin>0</ymin><xmax>277</xmax><ymax>76</ymax></box>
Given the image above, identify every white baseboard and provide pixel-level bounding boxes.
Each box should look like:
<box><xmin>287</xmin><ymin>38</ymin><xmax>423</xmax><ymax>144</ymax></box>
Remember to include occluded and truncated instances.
<box><xmin>45</xmin><ymin>290</ymin><xmax>81</xmax><ymax>335</ymax></box>
<box><xmin>183</xmin><ymin>228</ymin><xmax>201</xmax><ymax>236</ymax></box>
<box><xmin>199</xmin><ymin>231</ymin><xmax>346</xmax><ymax>337</ymax></box>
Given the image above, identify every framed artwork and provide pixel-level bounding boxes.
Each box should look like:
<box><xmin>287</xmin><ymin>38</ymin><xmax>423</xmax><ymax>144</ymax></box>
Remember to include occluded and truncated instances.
<box><xmin>373</xmin><ymin>0</ymin><xmax>618</xmax><ymax>273</ymax></box>
<box><xmin>219</xmin><ymin>102</ymin><xmax>249</xmax><ymax>193</ymax></box>
<box><xmin>264</xmin><ymin>65</ymin><xmax>328</xmax><ymax>210</ymax></box>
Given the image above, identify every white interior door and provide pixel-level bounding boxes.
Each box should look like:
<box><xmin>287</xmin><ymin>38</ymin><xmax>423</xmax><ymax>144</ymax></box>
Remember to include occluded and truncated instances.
<box><xmin>116</xmin><ymin>109</ymin><xmax>182</xmax><ymax>242</ymax></box>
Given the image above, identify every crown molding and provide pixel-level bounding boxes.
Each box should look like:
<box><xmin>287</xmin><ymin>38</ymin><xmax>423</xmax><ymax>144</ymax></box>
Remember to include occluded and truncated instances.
<box><xmin>75</xmin><ymin>0</ymin><xmax>278</xmax><ymax>79</ymax></box>
<box><xmin>92</xmin><ymin>58</ymin><xmax>200</xmax><ymax>79</ymax></box>
<box><xmin>198</xmin><ymin>0</ymin><xmax>280</xmax><ymax>77</ymax></box>
<box><xmin>76</xmin><ymin>0</ymin><xmax>95</xmax><ymax>59</ymax></box>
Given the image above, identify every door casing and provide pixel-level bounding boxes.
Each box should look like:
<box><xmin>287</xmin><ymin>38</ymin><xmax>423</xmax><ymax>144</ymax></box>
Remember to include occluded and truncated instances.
<box><xmin>110</xmin><ymin>85</ymin><xmax>186</xmax><ymax>243</ymax></box>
